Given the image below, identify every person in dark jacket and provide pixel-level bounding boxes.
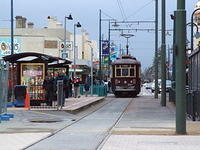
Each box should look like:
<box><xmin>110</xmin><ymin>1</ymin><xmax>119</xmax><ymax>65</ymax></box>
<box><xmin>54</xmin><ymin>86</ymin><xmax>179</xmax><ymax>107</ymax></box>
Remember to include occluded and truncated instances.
<box><xmin>43</xmin><ymin>75</ymin><xmax>54</xmax><ymax>106</ymax></box>
<box><xmin>84</xmin><ymin>76</ymin><xmax>90</xmax><ymax>97</ymax></box>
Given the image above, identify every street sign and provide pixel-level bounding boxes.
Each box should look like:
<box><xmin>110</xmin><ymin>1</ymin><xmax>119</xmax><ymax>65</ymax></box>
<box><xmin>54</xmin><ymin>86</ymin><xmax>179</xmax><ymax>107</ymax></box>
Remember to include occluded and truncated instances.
<box><xmin>60</xmin><ymin>41</ymin><xmax>73</xmax><ymax>51</ymax></box>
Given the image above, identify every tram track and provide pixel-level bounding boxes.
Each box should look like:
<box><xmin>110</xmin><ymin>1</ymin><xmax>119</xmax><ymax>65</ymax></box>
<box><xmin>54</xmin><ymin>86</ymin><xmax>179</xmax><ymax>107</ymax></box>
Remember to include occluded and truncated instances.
<box><xmin>95</xmin><ymin>97</ymin><xmax>134</xmax><ymax>150</ymax></box>
<box><xmin>23</xmin><ymin>96</ymin><xmax>116</xmax><ymax>150</ymax></box>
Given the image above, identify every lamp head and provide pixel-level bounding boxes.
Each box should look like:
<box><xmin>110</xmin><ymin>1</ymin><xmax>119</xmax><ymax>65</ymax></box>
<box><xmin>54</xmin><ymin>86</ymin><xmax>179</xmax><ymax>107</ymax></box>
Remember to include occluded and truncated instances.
<box><xmin>66</xmin><ymin>14</ymin><xmax>73</xmax><ymax>20</ymax></box>
<box><xmin>76</xmin><ymin>22</ymin><xmax>81</xmax><ymax>27</ymax></box>
<box><xmin>170</xmin><ymin>14</ymin><xmax>175</xmax><ymax>20</ymax></box>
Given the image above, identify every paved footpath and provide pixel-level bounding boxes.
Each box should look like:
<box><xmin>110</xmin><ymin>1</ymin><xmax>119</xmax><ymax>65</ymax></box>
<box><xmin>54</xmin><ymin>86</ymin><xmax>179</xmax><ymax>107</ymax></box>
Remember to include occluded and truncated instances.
<box><xmin>100</xmin><ymin>96</ymin><xmax>200</xmax><ymax>150</ymax></box>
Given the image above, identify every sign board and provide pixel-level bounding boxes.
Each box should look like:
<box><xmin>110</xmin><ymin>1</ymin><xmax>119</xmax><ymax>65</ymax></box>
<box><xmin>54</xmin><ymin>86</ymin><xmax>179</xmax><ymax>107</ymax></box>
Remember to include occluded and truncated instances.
<box><xmin>0</xmin><ymin>38</ymin><xmax>21</xmax><ymax>56</ymax></box>
<box><xmin>60</xmin><ymin>41</ymin><xmax>73</xmax><ymax>51</ymax></box>
<box><xmin>44</xmin><ymin>40</ymin><xmax>58</xmax><ymax>48</ymax></box>
<box><xmin>102</xmin><ymin>40</ymin><xmax>109</xmax><ymax>56</ymax></box>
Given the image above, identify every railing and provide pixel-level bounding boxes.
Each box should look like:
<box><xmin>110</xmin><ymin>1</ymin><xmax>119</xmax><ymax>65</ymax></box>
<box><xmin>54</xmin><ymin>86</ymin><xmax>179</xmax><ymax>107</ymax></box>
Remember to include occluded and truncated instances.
<box><xmin>0</xmin><ymin>60</ymin><xmax>13</xmax><ymax>121</ymax></box>
<box><xmin>186</xmin><ymin>90</ymin><xmax>200</xmax><ymax>121</ymax></box>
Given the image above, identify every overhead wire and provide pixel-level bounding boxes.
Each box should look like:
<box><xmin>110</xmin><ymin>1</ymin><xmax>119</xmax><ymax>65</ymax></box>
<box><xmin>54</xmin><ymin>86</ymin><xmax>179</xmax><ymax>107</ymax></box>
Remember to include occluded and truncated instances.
<box><xmin>125</xmin><ymin>0</ymin><xmax>154</xmax><ymax>20</ymax></box>
<box><xmin>116</xmin><ymin>0</ymin><xmax>126</xmax><ymax>21</ymax></box>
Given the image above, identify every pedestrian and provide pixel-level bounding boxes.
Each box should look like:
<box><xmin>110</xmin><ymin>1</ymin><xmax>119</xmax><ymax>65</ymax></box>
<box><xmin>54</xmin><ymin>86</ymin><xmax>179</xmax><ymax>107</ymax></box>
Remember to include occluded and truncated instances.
<box><xmin>68</xmin><ymin>78</ymin><xmax>73</xmax><ymax>97</ymax></box>
<box><xmin>43</xmin><ymin>75</ymin><xmax>54</xmax><ymax>106</ymax></box>
<box><xmin>74</xmin><ymin>78</ymin><xmax>80</xmax><ymax>98</ymax></box>
<box><xmin>108</xmin><ymin>80</ymin><xmax>111</xmax><ymax>93</ymax></box>
<box><xmin>84</xmin><ymin>77</ymin><xmax>90</xmax><ymax>97</ymax></box>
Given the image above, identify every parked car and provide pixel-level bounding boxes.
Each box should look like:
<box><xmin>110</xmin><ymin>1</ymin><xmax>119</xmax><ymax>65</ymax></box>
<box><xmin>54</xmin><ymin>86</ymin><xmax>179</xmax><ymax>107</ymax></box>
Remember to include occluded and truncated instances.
<box><xmin>146</xmin><ymin>82</ymin><xmax>153</xmax><ymax>89</ymax></box>
<box><xmin>151</xmin><ymin>79</ymin><xmax>171</xmax><ymax>93</ymax></box>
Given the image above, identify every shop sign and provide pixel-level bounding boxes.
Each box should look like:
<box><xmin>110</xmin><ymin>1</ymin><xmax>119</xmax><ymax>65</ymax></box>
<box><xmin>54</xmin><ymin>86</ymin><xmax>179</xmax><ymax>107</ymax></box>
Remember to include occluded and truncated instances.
<box><xmin>0</xmin><ymin>38</ymin><xmax>21</xmax><ymax>56</ymax></box>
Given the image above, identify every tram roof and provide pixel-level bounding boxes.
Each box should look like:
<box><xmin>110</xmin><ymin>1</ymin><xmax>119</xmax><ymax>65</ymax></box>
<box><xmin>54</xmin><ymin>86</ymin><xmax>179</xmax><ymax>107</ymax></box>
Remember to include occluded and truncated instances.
<box><xmin>3</xmin><ymin>52</ymin><xmax>71</xmax><ymax>64</ymax></box>
<box><xmin>112</xmin><ymin>55</ymin><xmax>141</xmax><ymax>65</ymax></box>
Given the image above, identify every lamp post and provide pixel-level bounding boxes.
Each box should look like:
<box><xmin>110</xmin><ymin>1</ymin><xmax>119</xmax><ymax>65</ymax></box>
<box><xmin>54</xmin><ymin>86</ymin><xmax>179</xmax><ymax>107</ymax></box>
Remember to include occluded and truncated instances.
<box><xmin>191</xmin><ymin>8</ymin><xmax>200</xmax><ymax>51</ymax></box>
<box><xmin>120</xmin><ymin>33</ymin><xmax>134</xmax><ymax>55</ymax></box>
<box><xmin>63</xmin><ymin>14</ymin><xmax>73</xmax><ymax>59</ymax></box>
<box><xmin>11</xmin><ymin>0</ymin><xmax>14</xmax><ymax>55</ymax></box>
<box><xmin>175</xmin><ymin>0</ymin><xmax>186</xmax><ymax>134</ymax></box>
<box><xmin>73</xmin><ymin>22</ymin><xmax>81</xmax><ymax>80</ymax></box>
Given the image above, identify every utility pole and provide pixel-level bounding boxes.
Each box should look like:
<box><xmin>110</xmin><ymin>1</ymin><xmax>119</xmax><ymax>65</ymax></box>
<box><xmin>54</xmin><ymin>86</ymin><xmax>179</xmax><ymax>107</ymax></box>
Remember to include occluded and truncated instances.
<box><xmin>108</xmin><ymin>20</ymin><xmax>111</xmax><ymax>78</ymax></box>
<box><xmin>11</xmin><ymin>0</ymin><xmax>14</xmax><ymax>55</ymax></box>
<box><xmin>175</xmin><ymin>0</ymin><xmax>186</xmax><ymax>134</ymax></box>
<box><xmin>161</xmin><ymin>0</ymin><xmax>166</xmax><ymax>106</ymax></box>
<box><xmin>154</xmin><ymin>0</ymin><xmax>159</xmax><ymax>98</ymax></box>
<box><xmin>167</xmin><ymin>45</ymin><xmax>170</xmax><ymax>80</ymax></box>
<box><xmin>99</xmin><ymin>9</ymin><xmax>102</xmax><ymax>83</ymax></box>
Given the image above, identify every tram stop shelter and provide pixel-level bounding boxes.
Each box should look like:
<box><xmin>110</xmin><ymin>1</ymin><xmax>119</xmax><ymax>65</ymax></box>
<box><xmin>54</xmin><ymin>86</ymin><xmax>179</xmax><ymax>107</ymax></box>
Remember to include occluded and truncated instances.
<box><xmin>3</xmin><ymin>52</ymin><xmax>71</xmax><ymax>107</ymax></box>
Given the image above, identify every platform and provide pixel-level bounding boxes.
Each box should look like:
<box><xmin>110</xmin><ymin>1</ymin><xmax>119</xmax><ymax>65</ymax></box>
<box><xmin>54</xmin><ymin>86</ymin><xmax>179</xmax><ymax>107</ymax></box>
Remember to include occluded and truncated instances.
<box><xmin>63</xmin><ymin>96</ymin><xmax>105</xmax><ymax>111</ymax></box>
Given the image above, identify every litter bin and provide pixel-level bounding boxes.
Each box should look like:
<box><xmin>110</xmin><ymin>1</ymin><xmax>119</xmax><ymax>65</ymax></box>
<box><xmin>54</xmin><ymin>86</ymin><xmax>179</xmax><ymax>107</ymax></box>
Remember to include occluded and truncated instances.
<box><xmin>14</xmin><ymin>85</ymin><xmax>27</xmax><ymax>107</ymax></box>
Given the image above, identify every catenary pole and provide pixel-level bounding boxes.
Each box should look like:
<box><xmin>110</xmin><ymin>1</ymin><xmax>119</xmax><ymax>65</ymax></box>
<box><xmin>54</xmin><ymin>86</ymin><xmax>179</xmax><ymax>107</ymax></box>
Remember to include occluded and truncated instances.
<box><xmin>161</xmin><ymin>0</ymin><xmax>166</xmax><ymax>106</ymax></box>
<box><xmin>175</xmin><ymin>0</ymin><xmax>186</xmax><ymax>134</ymax></box>
<box><xmin>99</xmin><ymin>9</ymin><xmax>102</xmax><ymax>83</ymax></box>
<box><xmin>154</xmin><ymin>0</ymin><xmax>159</xmax><ymax>98</ymax></box>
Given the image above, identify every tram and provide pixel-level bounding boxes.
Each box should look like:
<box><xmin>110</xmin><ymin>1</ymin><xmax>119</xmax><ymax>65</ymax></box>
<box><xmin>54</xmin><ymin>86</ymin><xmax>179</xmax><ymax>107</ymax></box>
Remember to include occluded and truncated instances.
<box><xmin>111</xmin><ymin>55</ymin><xmax>141</xmax><ymax>97</ymax></box>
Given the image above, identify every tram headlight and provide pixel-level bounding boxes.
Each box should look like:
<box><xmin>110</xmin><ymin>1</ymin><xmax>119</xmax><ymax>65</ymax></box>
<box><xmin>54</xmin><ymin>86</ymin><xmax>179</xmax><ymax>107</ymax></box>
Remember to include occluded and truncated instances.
<box><xmin>115</xmin><ymin>79</ymin><xmax>120</xmax><ymax>84</ymax></box>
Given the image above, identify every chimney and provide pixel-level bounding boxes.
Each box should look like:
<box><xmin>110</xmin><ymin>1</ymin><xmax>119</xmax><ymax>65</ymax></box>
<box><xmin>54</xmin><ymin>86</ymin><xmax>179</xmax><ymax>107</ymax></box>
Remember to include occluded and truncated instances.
<box><xmin>27</xmin><ymin>22</ymin><xmax>34</xmax><ymax>28</ymax></box>
<box><xmin>15</xmin><ymin>16</ymin><xmax>27</xmax><ymax>28</ymax></box>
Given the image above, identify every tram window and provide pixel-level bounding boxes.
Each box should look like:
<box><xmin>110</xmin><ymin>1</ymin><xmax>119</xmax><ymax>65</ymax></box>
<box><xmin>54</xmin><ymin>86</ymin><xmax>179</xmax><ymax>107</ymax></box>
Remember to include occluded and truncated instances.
<box><xmin>116</xmin><ymin>69</ymin><xmax>121</xmax><ymax>76</ymax></box>
<box><xmin>122</xmin><ymin>69</ymin><xmax>128</xmax><ymax>76</ymax></box>
<box><xmin>130</xmin><ymin>69</ymin><xmax>134</xmax><ymax>76</ymax></box>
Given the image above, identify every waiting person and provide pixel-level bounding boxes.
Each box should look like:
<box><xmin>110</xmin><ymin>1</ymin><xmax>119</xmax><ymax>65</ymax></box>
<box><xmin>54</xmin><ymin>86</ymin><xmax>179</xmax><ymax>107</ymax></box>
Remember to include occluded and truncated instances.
<box><xmin>84</xmin><ymin>77</ymin><xmax>90</xmax><ymax>97</ymax></box>
<box><xmin>43</xmin><ymin>75</ymin><xmax>54</xmax><ymax>106</ymax></box>
<box><xmin>74</xmin><ymin>78</ymin><xmax>80</xmax><ymax>98</ymax></box>
<box><xmin>108</xmin><ymin>80</ymin><xmax>111</xmax><ymax>93</ymax></box>
<box><xmin>68</xmin><ymin>78</ymin><xmax>73</xmax><ymax>97</ymax></box>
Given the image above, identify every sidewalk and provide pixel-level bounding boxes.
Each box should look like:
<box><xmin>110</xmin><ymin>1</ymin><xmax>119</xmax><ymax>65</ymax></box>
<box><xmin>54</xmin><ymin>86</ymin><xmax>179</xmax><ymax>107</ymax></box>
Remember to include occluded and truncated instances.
<box><xmin>0</xmin><ymin>96</ymin><xmax>104</xmax><ymax>150</ymax></box>
<box><xmin>100</xmin><ymin>95</ymin><xmax>200</xmax><ymax>150</ymax></box>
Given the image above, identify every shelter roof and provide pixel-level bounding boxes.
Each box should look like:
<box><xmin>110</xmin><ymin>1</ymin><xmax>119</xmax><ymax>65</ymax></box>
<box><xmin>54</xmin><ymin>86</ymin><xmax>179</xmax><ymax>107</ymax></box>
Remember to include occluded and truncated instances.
<box><xmin>3</xmin><ymin>52</ymin><xmax>71</xmax><ymax>64</ymax></box>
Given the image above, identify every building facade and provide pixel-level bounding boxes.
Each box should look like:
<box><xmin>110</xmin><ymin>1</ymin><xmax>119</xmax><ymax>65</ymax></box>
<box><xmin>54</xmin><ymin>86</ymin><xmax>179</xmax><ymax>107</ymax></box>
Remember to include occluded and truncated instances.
<box><xmin>0</xmin><ymin>16</ymin><xmax>98</xmax><ymax>64</ymax></box>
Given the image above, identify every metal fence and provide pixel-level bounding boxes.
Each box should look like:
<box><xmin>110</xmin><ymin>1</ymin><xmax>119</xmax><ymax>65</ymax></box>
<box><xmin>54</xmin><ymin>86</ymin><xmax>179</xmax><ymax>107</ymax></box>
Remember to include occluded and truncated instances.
<box><xmin>188</xmin><ymin>47</ymin><xmax>200</xmax><ymax>121</ymax></box>
<box><xmin>0</xmin><ymin>60</ymin><xmax>9</xmax><ymax>121</ymax></box>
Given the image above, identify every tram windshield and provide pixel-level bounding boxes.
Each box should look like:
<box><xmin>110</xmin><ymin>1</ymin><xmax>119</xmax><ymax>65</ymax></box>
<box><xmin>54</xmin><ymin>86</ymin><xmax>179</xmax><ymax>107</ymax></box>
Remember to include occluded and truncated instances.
<box><xmin>115</xmin><ymin>65</ymin><xmax>136</xmax><ymax>77</ymax></box>
<box><xmin>122</xmin><ymin>69</ymin><xmax>128</xmax><ymax>76</ymax></box>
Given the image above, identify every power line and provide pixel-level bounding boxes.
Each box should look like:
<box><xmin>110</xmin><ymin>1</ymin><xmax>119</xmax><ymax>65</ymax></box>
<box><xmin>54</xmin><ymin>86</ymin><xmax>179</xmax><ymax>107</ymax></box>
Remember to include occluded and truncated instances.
<box><xmin>125</xmin><ymin>0</ymin><xmax>154</xmax><ymax>20</ymax></box>
<box><xmin>101</xmin><ymin>10</ymin><xmax>116</xmax><ymax>20</ymax></box>
<box><xmin>116</xmin><ymin>0</ymin><xmax>126</xmax><ymax>20</ymax></box>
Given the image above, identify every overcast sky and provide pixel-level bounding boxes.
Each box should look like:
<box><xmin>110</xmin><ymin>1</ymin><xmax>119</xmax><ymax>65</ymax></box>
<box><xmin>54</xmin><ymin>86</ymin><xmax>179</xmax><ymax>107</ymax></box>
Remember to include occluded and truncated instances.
<box><xmin>0</xmin><ymin>0</ymin><xmax>197</xmax><ymax>70</ymax></box>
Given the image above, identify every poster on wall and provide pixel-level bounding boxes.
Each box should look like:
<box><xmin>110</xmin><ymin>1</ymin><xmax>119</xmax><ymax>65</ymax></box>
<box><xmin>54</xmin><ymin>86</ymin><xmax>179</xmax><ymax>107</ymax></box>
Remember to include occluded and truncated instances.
<box><xmin>0</xmin><ymin>38</ymin><xmax>21</xmax><ymax>56</ymax></box>
<box><xmin>20</xmin><ymin>63</ymin><xmax>45</xmax><ymax>100</ymax></box>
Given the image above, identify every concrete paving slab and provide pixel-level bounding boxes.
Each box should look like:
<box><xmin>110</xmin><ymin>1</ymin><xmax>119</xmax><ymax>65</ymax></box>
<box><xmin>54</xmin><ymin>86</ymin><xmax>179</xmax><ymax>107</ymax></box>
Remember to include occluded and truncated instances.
<box><xmin>101</xmin><ymin>135</ymin><xmax>200</xmax><ymax>150</ymax></box>
<box><xmin>0</xmin><ymin>132</ymin><xmax>50</xmax><ymax>150</ymax></box>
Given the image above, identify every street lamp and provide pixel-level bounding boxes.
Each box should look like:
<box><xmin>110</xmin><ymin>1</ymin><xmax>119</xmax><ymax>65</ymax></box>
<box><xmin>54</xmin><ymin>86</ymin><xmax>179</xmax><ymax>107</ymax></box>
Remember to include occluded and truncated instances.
<box><xmin>73</xmin><ymin>22</ymin><xmax>81</xmax><ymax>80</ymax></box>
<box><xmin>120</xmin><ymin>33</ymin><xmax>134</xmax><ymax>55</ymax></box>
<box><xmin>191</xmin><ymin>8</ymin><xmax>200</xmax><ymax>51</ymax></box>
<box><xmin>63</xmin><ymin>14</ymin><xmax>73</xmax><ymax>59</ymax></box>
<box><xmin>86</xmin><ymin>40</ymin><xmax>94</xmax><ymax>96</ymax></box>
